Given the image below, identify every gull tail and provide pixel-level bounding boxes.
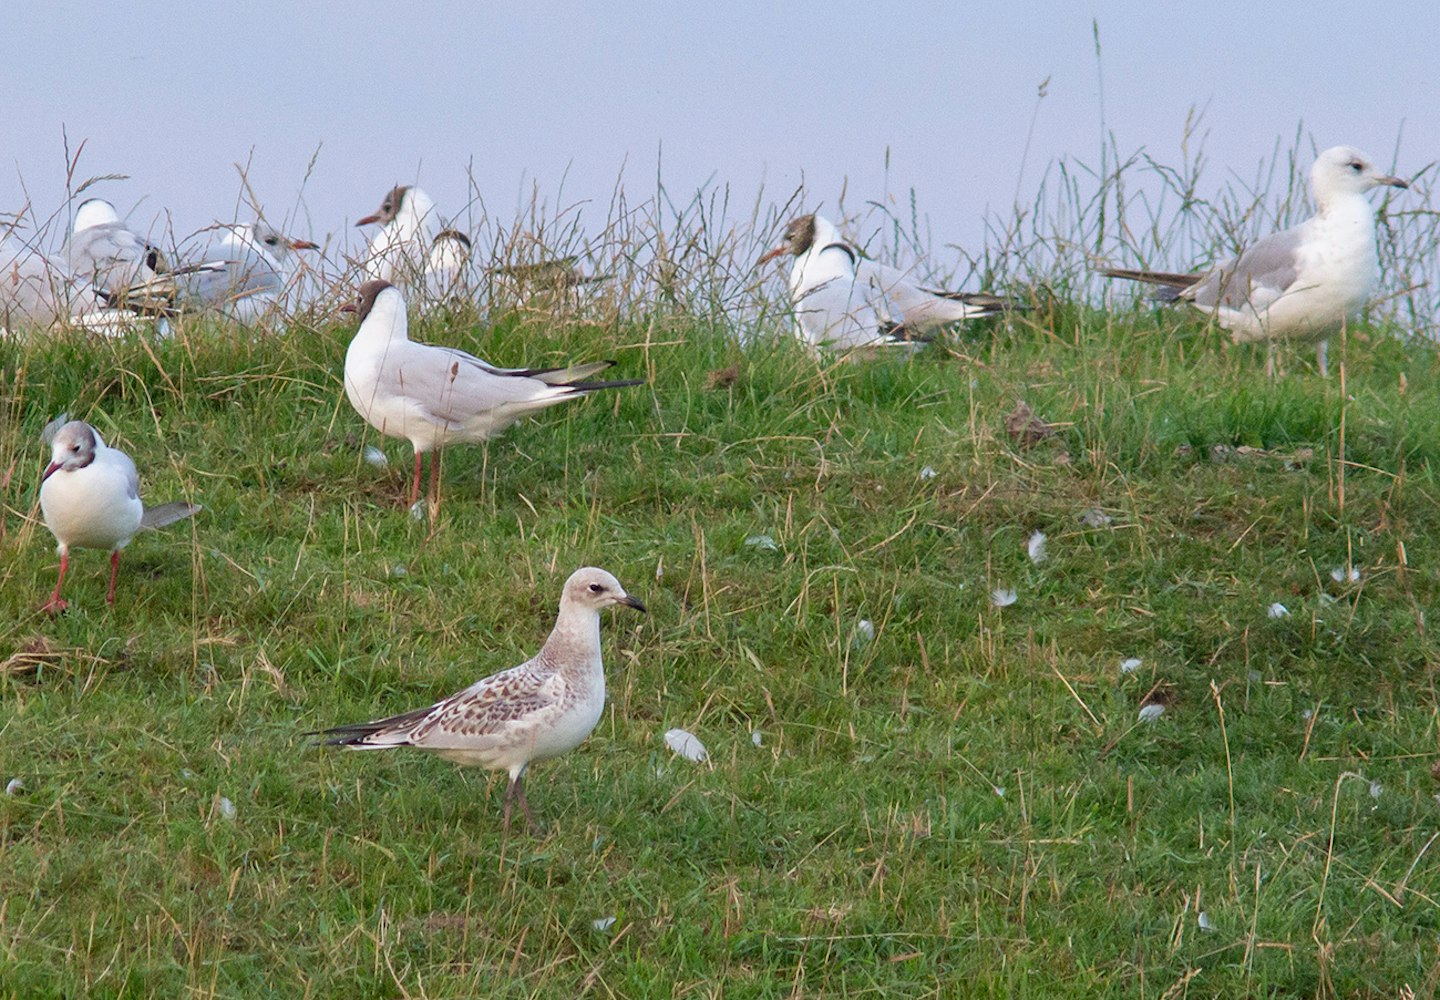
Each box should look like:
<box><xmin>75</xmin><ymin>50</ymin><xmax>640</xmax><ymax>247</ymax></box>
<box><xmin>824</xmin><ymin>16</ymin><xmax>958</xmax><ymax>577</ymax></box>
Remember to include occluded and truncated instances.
<box><xmin>140</xmin><ymin>501</ymin><xmax>201</xmax><ymax>531</ymax></box>
<box><xmin>1098</xmin><ymin>267</ymin><xmax>1202</xmax><ymax>303</ymax></box>
<box><xmin>102</xmin><ymin>261</ymin><xmax>231</xmax><ymax>315</ymax></box>
<box><xmin>565</xmin><ymin>377</ymin><xmax>645</xmax><ymax>393</ymax></box>
<box><xmin>309</xmin><ymin>705</ymin><xmax>434</xmax><ymax>748</ymax></box>
<box><xmin>524</xmin><ymin>360</ymin><xmax>620</xmax><ymax>385</ymax></box>
<box><xmin>918</xmin><ymin>289</ymin><xmax>1024</xmax><ymax>316</ymax></box>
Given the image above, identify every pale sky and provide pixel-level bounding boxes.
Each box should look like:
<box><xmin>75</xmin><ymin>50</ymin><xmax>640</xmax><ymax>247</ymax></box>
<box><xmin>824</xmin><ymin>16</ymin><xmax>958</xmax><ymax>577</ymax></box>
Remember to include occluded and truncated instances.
<box><xmin>3</xmin><ymin>2</ymin><xmax>1437</xmax><ymax>269</ymax></box>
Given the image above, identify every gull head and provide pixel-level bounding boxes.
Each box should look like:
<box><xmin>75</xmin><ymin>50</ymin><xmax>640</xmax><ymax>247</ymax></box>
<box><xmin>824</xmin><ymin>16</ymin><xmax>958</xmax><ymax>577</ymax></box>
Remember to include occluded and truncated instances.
<box><xmin>341</xmin><ymin>279</ymin><xmax>399</xmax><ymax>322</ymax></box>
<box><xmin>1312</xmin><ymin>146</ymin><xmax>1408</xmax><ymax>204</ymax></box>
<box><xmin>356</xmin><ymin>185</ymin><xmax>436</xmax><ymax>229</ymax></box>
<box><xmin>430</xmin><ymin>229</ymin><xmax>473</xmax><ymax>266</ymax></box>
<box><xmin>73</xmin><ymin>198</ymin><xmax>121</xmax><ymax>233</ymax></box>
<box><xmin>250</xmin><ymin>220</ymin><xmax>319</xmax><ymax>257</ymax></box>
<box><xmin>43</xmin><ymin>421</ymin><xmax>100</xmax><ymax>481</ymax></box>
<box><xmin>238</xmin><ymin>221</ymin><xmax>319</xmax><ymax>262</ymax></box>
<box><xmin>756</xmin><ymin>214</ymin><xmax>819</xmax><ymax>267</ymax></box>
<box><xmin>561</xmin><ymin>567</ymin><xmax>647</xmax><ymax>616</ymax></box>
<box><xmin>356</xmin><ymin>185</ymin><xmax>410</xmax><ymax>227</ymax></box>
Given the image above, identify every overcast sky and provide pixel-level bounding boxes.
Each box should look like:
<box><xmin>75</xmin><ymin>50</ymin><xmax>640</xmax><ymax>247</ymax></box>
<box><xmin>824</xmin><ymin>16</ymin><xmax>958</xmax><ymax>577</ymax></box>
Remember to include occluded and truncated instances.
<box><xmin>3</xmin><ymin>2</ymin><xmax>1437</xmax><ymax>264</ymax></box>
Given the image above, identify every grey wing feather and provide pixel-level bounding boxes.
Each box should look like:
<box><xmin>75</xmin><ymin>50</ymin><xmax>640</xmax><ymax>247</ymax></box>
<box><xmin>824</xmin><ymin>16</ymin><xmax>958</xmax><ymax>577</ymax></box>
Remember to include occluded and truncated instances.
<box><xmin>1185</xmin><ymin>227</ymin><xmax>1304</xmax><ymax>311</ymax></box>
<box><xmin>385</xmin><ymin>342</ymin><xmax>629</xmax><ymax>426</ymax></box>
<box><xmin>67</xmin><ymin>224</ymin><xmax>156</xmax><ymax>294</ymax></box>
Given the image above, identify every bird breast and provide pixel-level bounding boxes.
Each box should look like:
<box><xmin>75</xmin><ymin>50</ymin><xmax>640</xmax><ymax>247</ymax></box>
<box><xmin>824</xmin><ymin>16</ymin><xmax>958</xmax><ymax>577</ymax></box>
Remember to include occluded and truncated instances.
<box><xmin>40</xmin><ymin>463</ymin><xmax>143</xmax><ymax>551</ymax></box>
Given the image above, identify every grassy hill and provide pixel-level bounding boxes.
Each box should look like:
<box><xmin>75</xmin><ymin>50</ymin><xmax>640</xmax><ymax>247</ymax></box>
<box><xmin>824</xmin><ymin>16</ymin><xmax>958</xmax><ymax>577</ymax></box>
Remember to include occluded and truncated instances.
<box><xmin>1</xmin><ymin>301</ymin><xmax>1437</xmax><ymax>997</ymax></box>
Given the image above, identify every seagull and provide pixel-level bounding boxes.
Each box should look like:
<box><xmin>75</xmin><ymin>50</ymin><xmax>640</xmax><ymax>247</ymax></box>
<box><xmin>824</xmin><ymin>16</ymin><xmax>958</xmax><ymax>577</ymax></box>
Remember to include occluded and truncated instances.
<box><xmin>356</xmin><ymin>185</ymin><xmax>440</xmax><ymax>288</ymax></box>
<box><xmin>38</xmin><ymin>420</ymin><xmax>200</xmax><ymax>613</ymax></box>
<box><xmin>1099</xmin><ymin>145</ymin><xmax>1409</xmax><ymax>375</ymax></box>
<box><xmin>120</xmin><ymin>220</ymin><xmax>319</xmax><ymax>324</ymax></box>
<box><xmin>342</xmin><ymin>280</ymin><xmax>642</xmax><ymax>510</ymax></box>
<box><xmin>757</xmin><ymin>213</ymin><xmax>1016</xmax><ymax>351</ymax></box>
<box><xmin>418</xmin><ymin>228</ymin><xmax>473</xmax><ymax>314</ymax></box>
<box><xmin>64</xmin><ymin>198</ymin><xmax>167</xmax><ymax>303</ymax></box>
<box><xmin>314</xmin><ymin>566</ymin><xmax>646</xmax><ymax>834</ymax></box>
<box><xmin>1</xmin><ymin>237</ymin><xmax>104</xmax><ymax>328</ymax></box>
<box><xmin>0</xmin><ymin>236</ymin><xmax>167</xmax><ymax>336</ymax></box>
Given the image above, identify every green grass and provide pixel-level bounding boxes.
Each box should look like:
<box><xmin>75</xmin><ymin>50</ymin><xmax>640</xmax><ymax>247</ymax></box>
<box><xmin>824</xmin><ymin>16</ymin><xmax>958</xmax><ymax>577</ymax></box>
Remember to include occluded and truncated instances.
<box><xmin>1</xmin><ymin>304</ymin><xmax>1438</xmax><ymax>998</ymax></box>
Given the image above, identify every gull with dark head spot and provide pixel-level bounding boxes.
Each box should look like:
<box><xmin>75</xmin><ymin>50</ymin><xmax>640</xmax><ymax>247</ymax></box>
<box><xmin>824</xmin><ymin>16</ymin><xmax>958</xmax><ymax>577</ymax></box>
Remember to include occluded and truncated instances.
<box><xmin>64</xmin><ymin>198</ymin><xmax>167</xmax><ymax>303</ymax></box>
<box><xmin>314</xmin><ymin>566</ymin><xmax>646</xmax><ymax>835</ymax></box>
<box><xmin>356</xmin><ymin>185</ymin><xmax>440</xmax><ymax>288</ymax></box>
<box><xmin>419</xmin><ymin>228</ymin><xmax>474</xmax><ymax>314</ymax></box>
<box><xmin>342</xmin><ymin>280</ymin><xmax>641</xmax><ymax>512</ymax></box>
<box><xmin>37</xmin><ymin>420</ymin><xmax>200</xmax><ymax>613</ymax></box>
<box><xmin>757</xmin><ymin>213</ymin><xmax>1018</xmax><ymax>351</ymax></box>
<box><xmin>119</xmin><ymin>220</ymin><xmax>319</xmax><ymax>325</ymax></box>
<box><xmin>1100</xmin><ymin>145</ymin><xmax>1409</xmax><ymax>374</ymax></box>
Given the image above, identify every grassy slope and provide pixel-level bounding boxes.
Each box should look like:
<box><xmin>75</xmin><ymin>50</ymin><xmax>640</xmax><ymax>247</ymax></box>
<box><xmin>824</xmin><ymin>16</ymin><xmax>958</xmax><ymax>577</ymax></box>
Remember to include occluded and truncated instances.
<box><xmin>1</xmin><ymin>304</ymin><xmax>1438</xmax><ymax>998</ymax></box>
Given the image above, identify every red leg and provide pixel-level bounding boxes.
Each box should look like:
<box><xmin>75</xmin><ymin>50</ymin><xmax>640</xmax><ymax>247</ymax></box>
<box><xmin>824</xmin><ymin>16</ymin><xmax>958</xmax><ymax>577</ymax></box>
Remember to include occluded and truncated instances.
<box><xmin>410</xmin><ymin>451</ymin><xmax>422</xmax><ymax>506</ymax></box>
<box><xmin>41</xmin><ymin>551</ymin><xmax>69</xmax><ymax>614</ymax></box>
<box><xmin>106</xmin><ymin>550</ymin><xmax>122</xmax><ymax>606</ymax></box>
<box><xmin>428</xmin><ymin>449</ymin><xmax>441</xmax><ymax>515</ymax></box>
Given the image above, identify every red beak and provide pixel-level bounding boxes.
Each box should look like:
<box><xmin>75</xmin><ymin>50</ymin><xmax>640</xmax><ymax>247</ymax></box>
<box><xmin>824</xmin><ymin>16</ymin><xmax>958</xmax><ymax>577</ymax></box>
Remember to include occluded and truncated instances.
<box><xmin>756</xmin><ymin>245</ymin><xmax>788</xmax><ymax>268</ymax></box>
<box><xmin>290</xmin><ymin>239</ymin><xmax>319</xmax><ymax>251</ymax></box>
<box><xmin>339</xmin><ymin>302</ymin><xmax>357</xmax><ymax>314</ymax></box>
<box><xmin>42</xmin><ymin>461</ymin><xmax>62</xmax><ymax>482</ymax></box>
<box><xmin>355</xmin><ymin>215</ymin><xmax>381</xmax><ymax>227</ymax></box>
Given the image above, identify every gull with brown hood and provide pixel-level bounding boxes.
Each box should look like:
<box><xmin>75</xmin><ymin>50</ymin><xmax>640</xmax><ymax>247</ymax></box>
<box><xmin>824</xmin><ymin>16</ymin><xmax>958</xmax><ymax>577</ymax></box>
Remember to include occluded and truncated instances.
<box><xmin>356</xmin><ymin>185</ymin><xmax>440</xmax><ymax>289</ymax></box>
<box><xmin>757</xmin><ymin>213</ymin><xmax>1018</xmax><ymax>351</ymax></box>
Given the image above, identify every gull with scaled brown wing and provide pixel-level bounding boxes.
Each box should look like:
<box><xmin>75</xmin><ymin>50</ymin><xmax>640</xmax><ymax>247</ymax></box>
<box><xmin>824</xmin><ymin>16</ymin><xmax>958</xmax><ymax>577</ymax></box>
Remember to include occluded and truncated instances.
<box><xmin>314</xmin><ymin>567</ymin><xmax>646</xmax><ymax>835</ymax></box>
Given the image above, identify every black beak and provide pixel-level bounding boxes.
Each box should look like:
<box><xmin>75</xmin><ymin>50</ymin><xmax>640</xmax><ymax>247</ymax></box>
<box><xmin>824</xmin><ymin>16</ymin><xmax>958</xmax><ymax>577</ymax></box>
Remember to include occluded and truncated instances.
<box><xmin>618</xmin><ymin>594</ymin><xmax>647</xmax><ymax>613</ymax></box>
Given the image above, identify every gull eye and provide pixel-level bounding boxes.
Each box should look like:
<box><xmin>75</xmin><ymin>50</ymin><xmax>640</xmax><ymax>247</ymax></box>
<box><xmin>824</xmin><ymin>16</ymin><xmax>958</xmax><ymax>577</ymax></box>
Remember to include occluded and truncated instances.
<box><xmin>588</xmin><ymin>583</ymin><xmax>604</xmax><ymax>594</ymax></box>
<box><xmin>1349</xmin><ymin>161</ymin><xmax>1364</xmax><ymax>173</ymax></box>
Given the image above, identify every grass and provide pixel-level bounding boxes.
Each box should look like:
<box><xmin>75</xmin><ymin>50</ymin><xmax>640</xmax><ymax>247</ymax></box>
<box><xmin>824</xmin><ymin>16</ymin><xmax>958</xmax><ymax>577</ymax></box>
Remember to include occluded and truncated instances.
<box><xmin>0</xmin><ymin>292</ymin><xmax>1437</xmax><ymax>999</ymax></box>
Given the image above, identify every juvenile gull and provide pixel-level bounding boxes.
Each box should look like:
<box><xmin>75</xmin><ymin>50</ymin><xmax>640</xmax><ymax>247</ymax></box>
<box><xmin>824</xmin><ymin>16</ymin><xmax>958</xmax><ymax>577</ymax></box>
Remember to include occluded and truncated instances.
<box><xmin>342</xmin><ymin>280</ymin><xmax>641</xmax><ymax>511</ymax></box>
<box><xmin>757</xmin><ymin>213</ymin><xmax>1017</xmax><ymax>351</ymax></box>
<box><xmin>38</xmin><ymin>420</ymin><xmax>200</xmax><ymax>613</ymax></box>
<box><xmin>356</xmin><ymin>185</ymin><xmax>440</xmax><ymax>289</ymax></box>
<box><xmin>1100</xmin><ymin>145</ymin><xmax>1409</xmax><ymax>374</ymax></box>
<box><xmin>315</xmin><ymin>567</ymin><xmax>646</xmax><ymax>834</ymax></box>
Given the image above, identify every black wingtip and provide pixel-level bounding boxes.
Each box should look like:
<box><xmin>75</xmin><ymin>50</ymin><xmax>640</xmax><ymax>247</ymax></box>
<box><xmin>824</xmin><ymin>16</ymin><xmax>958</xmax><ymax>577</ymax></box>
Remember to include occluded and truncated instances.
<box><xmin>570</xmin><ymin>378</ymin><xmax>645</xmax><ymax>392</ymax></box>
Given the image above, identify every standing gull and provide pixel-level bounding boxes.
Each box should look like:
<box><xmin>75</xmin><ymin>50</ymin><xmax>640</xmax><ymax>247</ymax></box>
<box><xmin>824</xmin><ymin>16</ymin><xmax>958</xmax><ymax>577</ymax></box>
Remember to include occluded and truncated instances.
<box><xmin>757</xmin><ymin>213</ymin><xmax>1016</xmax><ymax>351</ymax></box>
<box><xmin>342</xmin><ymin>280</ymin><xmax>641</xmax><ymax>511</ymax></box>
<box><xmin>314</xmin><ymin>566</ymin><xmax>646</xmax><ymax>834</ymax></box>
<box><xmin>1100</xmin><ymin>145</ymin><xmax>1409</xmax><ymax>374</ymax></box>
<box><xmin>356</xmin><ymin>185</ymin><xmax>440</xmax><ymax>289</ymax></box>
<box><xmin>38</xmin><ymin>420</ymin><xmax>200</xmax><ymax>613</ymax></box>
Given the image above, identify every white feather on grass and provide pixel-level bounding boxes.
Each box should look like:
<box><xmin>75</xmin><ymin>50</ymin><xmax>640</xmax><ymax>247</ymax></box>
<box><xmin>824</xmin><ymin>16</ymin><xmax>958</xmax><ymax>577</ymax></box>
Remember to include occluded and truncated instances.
<box><xmin>664</xmin><ymin>728</ymin><xmax>708</xmax><ymax>762</ymax></box>
<box><xmin>1026</xmin><ymin>531</ymin><xmax>1048</xmax><ymax>564</ymax></box>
